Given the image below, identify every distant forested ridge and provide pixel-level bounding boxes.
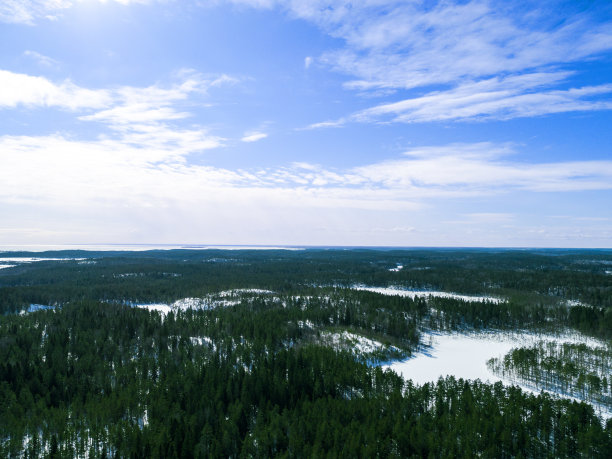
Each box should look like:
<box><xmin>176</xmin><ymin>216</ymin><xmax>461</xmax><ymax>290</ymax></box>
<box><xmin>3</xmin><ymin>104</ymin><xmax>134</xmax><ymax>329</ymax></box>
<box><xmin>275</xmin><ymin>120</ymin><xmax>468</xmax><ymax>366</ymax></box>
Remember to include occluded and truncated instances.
<box><xmin>2</xmin><ymin>248</ymin><xmax>610</xmax><ymax>337</ymax></box>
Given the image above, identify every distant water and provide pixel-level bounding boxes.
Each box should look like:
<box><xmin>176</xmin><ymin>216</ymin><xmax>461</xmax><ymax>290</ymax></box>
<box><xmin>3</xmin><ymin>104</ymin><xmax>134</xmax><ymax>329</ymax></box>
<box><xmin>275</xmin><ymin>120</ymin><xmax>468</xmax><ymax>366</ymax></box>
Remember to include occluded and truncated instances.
<box><xmin>0</xmin><ymin>244</ymin><xmax>305</xmax><ymax>252</ymax></box>
<box><xmin>2</xmin><ymin>245</ymin><xmax>609</xmax><ymax>253</ymax></box>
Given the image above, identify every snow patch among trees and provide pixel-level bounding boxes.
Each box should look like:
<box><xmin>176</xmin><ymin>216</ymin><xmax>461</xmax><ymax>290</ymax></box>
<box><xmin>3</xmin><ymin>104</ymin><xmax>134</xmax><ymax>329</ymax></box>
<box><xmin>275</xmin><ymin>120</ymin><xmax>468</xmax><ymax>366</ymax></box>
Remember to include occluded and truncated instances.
<box><xmin>353</xmin><ymin>285</ymin><xmax>505</xmax><ymax>303</ymax></box>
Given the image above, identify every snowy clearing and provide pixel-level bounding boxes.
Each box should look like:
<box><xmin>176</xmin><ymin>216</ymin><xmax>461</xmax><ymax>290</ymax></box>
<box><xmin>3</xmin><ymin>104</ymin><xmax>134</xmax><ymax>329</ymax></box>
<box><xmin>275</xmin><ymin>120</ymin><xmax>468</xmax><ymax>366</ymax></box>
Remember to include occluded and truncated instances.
<box><xmin>128</xmin><ymin>289</ymin><xmax>275</xmax><ymax>314</ymax></box>
<box><xmin>321</xmin><ymin>331</ymin><xmax>401</xmax><ymax>357</ymax></box>
<box><xmin>172</xmin><ymin>289</ymin><xmax>274</xmax><ymax>309</ymax></box>
<box><xmin>352</xmin><ymin>285</ymin><xmax>505</xmax><ymax>303</ymax></box>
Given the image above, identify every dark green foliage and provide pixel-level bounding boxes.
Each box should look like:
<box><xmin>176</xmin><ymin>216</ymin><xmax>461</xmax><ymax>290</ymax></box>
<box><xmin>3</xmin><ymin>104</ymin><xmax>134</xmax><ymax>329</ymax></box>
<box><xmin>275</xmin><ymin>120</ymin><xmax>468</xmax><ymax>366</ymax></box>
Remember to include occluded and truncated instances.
<box><xmin>1</xmin><ymin>301</ymin><xmax>611</xmax><ymax>457</ymax></box>
<box><xmin>569</xmin><ymin>305</ymin><xmax>612</xmax><ymax>338</ymax></box>
<box><xmin>1</xmin><ymin>248</ymin><xmax>611</xmax><ymax>318</ymax></box>
<box><xmin>488</xmin><ymin>341</ymin><xmax>612</xmax><ymax>410</ymax></box>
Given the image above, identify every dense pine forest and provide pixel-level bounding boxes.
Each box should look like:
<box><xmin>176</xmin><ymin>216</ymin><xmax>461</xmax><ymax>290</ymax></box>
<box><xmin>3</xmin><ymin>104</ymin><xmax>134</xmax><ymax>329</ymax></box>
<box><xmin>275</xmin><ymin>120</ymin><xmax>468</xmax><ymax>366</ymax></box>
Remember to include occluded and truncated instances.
<box><xmin>487</xmin><ymin>341</ymin><xmax>612</xmax><ymax>410</ymax></box>
<box><xmin>1</xmin><ymin>248</ymin><xmax>611</xmax><ymax>457</ymax></box>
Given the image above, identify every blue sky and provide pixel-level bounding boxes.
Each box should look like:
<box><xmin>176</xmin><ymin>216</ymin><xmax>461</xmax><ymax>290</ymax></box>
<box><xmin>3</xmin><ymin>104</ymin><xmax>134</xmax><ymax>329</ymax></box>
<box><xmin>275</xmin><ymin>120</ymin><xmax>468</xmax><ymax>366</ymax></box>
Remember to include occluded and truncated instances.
<box><xmin>1</xmin><ymin>0</ymin><xmax>611</xmax><ymax>248</ymax></box>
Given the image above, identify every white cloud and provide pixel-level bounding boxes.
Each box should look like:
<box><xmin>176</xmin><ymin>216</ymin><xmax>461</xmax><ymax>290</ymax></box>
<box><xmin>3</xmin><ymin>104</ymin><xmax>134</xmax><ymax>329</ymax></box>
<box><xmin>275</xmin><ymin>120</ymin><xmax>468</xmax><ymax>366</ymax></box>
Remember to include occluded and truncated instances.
<box><xmin>304</xmin><ymin>56</ymin><xmax>313</xmax><ymax>69</ymax></box>
<box><xmin>0</xmin><ymin>69</ymin><xmax>236</xmax><ymax>152</ymax></box>
<box><xmin>241</xmin><ymin>131</ymin><xmax>268</xmax><ymax>142</ymax></box>
<box><xmin>78</xmin><ymin>74</ymin><xmax>236</xmax><ymax>129</ymax></box>
<box><xmin>0</xmin><ymin>70</ymin><xmax>112</xmax><ymax>110</ymax></box>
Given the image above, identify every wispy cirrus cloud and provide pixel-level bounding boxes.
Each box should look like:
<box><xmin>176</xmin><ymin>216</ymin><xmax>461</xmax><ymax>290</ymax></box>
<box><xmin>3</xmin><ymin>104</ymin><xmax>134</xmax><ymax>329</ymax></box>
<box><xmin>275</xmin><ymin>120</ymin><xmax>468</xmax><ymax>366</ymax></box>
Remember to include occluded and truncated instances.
<box><xmin>350</xmin><ymin>143</ymin><xmax>612</xmax><ymax>194</ymax></box>
<box><xmin>23</xmin><ymin>50</ymin><xmax>59</xmax><ymax>68</ymax></box>
<box><xmin>353</xmin><ymin>74</ymin><xmax>612</xmax><ymax>123</ymax></box>
<box><xmin>0</xmin><ymin>0</ymin><xmax>71</xmax><ymax>24</ymax></box>
<box><xmin>264</xmin><ymin>1</ymin><xmax>612</xmax><ymax>125</ymax></box>
<box><xmin>308</xmin><ymin>1</ymin><xmax>612</xmax><ymax>90</ymax></box>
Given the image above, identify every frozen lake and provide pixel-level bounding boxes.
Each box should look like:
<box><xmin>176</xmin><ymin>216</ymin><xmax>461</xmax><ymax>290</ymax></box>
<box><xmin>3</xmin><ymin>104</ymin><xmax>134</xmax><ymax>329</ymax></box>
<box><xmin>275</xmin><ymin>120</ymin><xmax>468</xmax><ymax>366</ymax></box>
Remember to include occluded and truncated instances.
<box><xmin>382</xmin><ymin>331</ymin><xmax>611</xmax><ymax>418</ymax></box>
<box><xmin>382</xmin><ymin>332</ymin><xmax>511</xmax><ymax>385</ymax></box>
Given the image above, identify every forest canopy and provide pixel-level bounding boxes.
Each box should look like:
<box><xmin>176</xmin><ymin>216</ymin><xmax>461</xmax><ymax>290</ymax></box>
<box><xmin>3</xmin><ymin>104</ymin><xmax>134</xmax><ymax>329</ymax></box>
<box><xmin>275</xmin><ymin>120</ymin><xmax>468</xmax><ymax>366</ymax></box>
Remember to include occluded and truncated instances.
<box><xmin>0</xmin><ymin>248</ymin><xmax>611</xmax><ymax>457</ymax></box>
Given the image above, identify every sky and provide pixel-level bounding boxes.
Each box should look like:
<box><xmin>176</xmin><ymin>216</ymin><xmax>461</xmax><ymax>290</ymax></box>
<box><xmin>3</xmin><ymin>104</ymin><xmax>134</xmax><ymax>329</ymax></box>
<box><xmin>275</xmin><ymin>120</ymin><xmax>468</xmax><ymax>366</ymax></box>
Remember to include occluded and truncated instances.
<box><xmin>1</xmin><ymin>0</ymin><xmax>611</xmax><ymax>248</ymax></box>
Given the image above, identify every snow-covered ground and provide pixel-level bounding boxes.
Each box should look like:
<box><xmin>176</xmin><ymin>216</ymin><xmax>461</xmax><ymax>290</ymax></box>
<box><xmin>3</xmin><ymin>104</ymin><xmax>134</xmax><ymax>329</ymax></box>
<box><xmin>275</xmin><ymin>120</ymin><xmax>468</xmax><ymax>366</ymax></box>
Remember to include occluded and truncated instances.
<box><xmin>321</xmin><ymin>330</ymin><xmax>402</xmax><ymax>358</ymax></box>
<box><xmin>19</xmin><ymin>304</ymin><xmax>56</xmax><ymax>314</ymax></box>
<box><xmin>172</xmin><ymin>297</ymin><xmax>241</xmax><ymax>309</ymax></box>
<box><xmin>129</xmin><ymin>289</ymin><xmax>275</xmax><ymax>314</ymax></box>
<box><xmin>388</xmin><ymin>264</ymin><xmax>403</xmax><ymax>272</ymax></box>
<box><xmin>217</xmin><ymin>288</ymin><xmax>274</xmax><ymax>296</ymax></box>
<box><xmin>189</xmin><ymin>336</ymin><xmax>213</xmax><ymax>346</ymax></box>
<box><xmin>353</xmin><ymin>285</ymin><xmax>505</xmax><ymax>303</ymax></box>
<box><xmin>297</xmin><ymin>320</ymin><xmax>315</xmax><ymax>329</ymax></box>
<box><xmin>383</xmin><ymin>330</ymin><xmax>611</xmax><ymax>418</ymax></box>
<box><xmin>565</xmin><ymin>299</ymin><xmax>586</xmax><ymax>307</ymax></box>
<box><xmin>172</xmin><ymin>290</ymin><xmax>274</xmax><ymax>310</ymax></box>
<box><xmin>132</xmin><ymin>303</ymin><xmax>172</xmax><ymax>316</ymax></box>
